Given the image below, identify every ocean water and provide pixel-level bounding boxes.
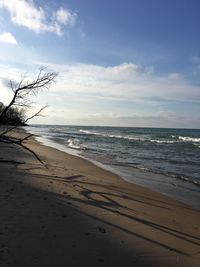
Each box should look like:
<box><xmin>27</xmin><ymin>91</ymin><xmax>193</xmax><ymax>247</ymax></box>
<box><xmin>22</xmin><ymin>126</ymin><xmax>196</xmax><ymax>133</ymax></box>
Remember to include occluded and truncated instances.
<box><xmin>26</xmin><ymin>125</ymin><xmax>200</xmax><ymax>208</ymax></box>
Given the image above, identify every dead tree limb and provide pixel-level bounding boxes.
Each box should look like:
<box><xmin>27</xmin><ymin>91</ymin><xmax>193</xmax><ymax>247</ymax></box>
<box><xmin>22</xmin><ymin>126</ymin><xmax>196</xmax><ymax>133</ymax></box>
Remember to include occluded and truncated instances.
<box><xmin>0</xmin><ymin>68</ymin><xmax>57</xmax><ymax>122</ymax></box>
<box><xmin>0</xmin><ymin>68</ymin><xmax>58</xmax><ymax>164</ymax></box>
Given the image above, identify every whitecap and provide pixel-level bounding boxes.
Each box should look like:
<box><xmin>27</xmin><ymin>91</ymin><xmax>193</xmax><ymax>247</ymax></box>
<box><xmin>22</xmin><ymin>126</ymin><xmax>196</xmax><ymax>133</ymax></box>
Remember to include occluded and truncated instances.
<box><xmin>67</xmin><ymin>139</ymin><xmax>83</xmax><ymax>150</ymax></box>
<box><xmin>150</xmin><ymin>139</ymin><xmax>176</xmax><ymax>144</ymax></box>
<box><xmin>79</xmin><ymin>129</ymin><xmax>147</xmax><ymax>141</ymax></box>
<box><xmin>178</xmin><ymin>136</ymin><xmax>200</xmax><ymax>142</ymax></box>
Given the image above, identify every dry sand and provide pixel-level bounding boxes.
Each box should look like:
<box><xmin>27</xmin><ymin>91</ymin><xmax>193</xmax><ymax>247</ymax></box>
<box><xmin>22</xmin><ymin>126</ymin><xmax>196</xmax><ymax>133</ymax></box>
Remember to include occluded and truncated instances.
<box><xmin>0</xmin><ymin>129</ymin><xmax>200</xmax><ymax>267</ymax></box>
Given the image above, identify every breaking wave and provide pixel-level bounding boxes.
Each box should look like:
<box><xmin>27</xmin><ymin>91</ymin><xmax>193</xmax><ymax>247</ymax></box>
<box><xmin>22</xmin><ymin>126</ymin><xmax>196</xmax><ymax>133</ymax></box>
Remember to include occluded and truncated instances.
<box><xmin>79</xmin><ymin>129</ymin><xmax>146</xmax><ymax>141</ymax></box>
<box><xmin>67</xmin><ymin>139</ymin><xmax>84</xmax><ymax>150</ymax></box>
<box><xmin>178</xmin><ymin>136</ymin><xmax>200</xmax><ymax>142</ymax></box>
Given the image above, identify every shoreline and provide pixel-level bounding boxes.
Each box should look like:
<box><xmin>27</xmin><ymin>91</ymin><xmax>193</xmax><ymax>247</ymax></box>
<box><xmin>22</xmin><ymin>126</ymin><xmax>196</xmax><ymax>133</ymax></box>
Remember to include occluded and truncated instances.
<box><xmin>0</xmin><ymin>130</ymin><xmax>200</xmax><ymax>266</ymax></box>
<box><xmin>35</xmin><ymin>134</ymin><xmax>200</xmax><ymax>210</ymax></box>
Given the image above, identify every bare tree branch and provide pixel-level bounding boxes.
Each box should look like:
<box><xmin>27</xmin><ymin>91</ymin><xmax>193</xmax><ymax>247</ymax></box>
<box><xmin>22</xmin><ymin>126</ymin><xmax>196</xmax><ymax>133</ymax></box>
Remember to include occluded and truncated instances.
<box><xmin>0</xmin><ymin>135</ymin><xmax>44</xmax><ymax>164</ymax></box>
<box><xmin>0</xmin><ymin>68</ymin><xmax>57</xmax><ymax>122</ymax></box>
<box><xmin>0</xmin><ymin>68</ymin><xmax>58</xmax><ymax>164</ymax></box>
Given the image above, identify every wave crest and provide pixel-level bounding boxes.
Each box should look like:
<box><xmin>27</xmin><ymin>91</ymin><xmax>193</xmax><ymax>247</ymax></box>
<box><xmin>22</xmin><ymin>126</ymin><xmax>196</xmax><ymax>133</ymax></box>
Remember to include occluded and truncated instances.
<box><xmin>67</xmin><ymin>139</ymin><xmax>83</xmax><ymax>150</ymax></box>
<box><xmin>178</xmin><ymin>136</ymin><xmax>200</xmax><ymax>142</ymax></box>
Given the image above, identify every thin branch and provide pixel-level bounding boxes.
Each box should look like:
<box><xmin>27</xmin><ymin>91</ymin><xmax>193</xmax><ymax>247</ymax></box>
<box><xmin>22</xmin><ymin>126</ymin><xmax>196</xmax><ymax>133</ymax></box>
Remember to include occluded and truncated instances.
<box><xmin>20</xmin><ymin>134</ymin><xmax>34</xmax><ymax>142</ymax></box>
<box><xmin>0</xmin><ymin>159</ymin><xmax>25</xmax><ymax>164</ymax></box>
<box><xmin>0</xmin><ymin>135</ymin><xmax>44</xmax><ymax>164</ymax></box>
<box><xmin>24</xmin><ymin>106</ymin><xmax>48</xmax><ymax>124</ymax></box>
<box><xmin>0</xmin><ymin>106</ymin><xmax>47</xmax><ymax>136</ymax></box>
<box><xmin>0</xmin><ymin>68</ymin><xmax>58</xmax><ymax>165</ymax></box>
<box><xmin>0</xmin><ymin>70</ymin><xmax>57</xmax><ymax>121</ymax></box>
<box><xmin>20</xmin><ymin>142</ymin><xmax>44</xmax><ymax>164</ymax></box>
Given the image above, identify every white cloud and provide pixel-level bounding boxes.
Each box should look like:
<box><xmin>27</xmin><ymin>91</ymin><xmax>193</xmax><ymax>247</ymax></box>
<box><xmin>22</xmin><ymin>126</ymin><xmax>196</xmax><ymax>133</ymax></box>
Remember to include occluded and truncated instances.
<box><xmin>41</xmin><ymin>61</ymin><xmax>200</xmax><ymax>104</ymax></box>
<box><xmin>1</xmin><ymin>60</ymin><xmax>200</xmax><ymax>127</ymax></box>
<box><xmin>56</xmin><ymin>7</ymin><xmax>76</xmax><ymax>26</ymax></box>
<box><xmin>1</xmin><ymin>60</ymin><xmax>200</xmax><ymax>106</ymax></box>
<box><xmin>0</xmin><ymin>32</ymin><xmax>17</xmax><ymax>44</ymax></box>
<box><xmin>74</xmin><ymin>112</ymin><xmax>200</xmax><ymax>128</ymax></box>
<box><xmin>168</xmin><ymin>72</ymin><xmax>183</xmax><ymax>80</ymax></box>
<box><xmin>0</xmin><ymin>0</ymin><xmax>77</xmax><ymax>36</ymax></box>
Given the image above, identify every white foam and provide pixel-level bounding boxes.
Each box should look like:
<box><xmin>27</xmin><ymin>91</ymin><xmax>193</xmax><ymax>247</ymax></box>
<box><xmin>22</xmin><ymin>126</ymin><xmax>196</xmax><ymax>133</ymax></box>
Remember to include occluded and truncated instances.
<box><xmin>67</xmin><ymin>139</ymin><xmax>82</xmax><ymax>150</ymax></box>
<box><xmin>80</xmin><ymin>130</ymin><xmax>200</xmax><ymax>145</ymax></box>
<box><xmin>150</xmin><ymin>140</ymin><xmax>175</xmax><ymax>144</ymax></box>
<box><xmin>79</xmin><ymin>129</ymin><xmax>146</xmax><ymax>141</ymax></box>
<box><xmin>79</xmin><ymin>129</ymin><xmax>94</xmax><ymax>135</ymax></box>
<box><xmin>178</xmin><ymin>136</ymin><xmax>200</xmax><ymax>142</ymax></box>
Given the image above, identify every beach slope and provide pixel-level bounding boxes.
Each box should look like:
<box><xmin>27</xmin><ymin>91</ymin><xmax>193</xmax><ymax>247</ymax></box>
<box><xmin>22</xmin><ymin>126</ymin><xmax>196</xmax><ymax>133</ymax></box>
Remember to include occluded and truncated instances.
<box><xmin>0</xmin><ymin>132</ymin><xmax>199</xmax><ymax>267</ymax></box>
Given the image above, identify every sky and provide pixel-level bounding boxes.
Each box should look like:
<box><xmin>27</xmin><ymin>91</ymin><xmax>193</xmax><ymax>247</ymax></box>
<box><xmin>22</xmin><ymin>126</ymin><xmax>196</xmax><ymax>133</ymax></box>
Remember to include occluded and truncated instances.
<box><xmin>0</xmin><ymin>0</ymin><xmax>200</xmax><ymax>128</ymax></box>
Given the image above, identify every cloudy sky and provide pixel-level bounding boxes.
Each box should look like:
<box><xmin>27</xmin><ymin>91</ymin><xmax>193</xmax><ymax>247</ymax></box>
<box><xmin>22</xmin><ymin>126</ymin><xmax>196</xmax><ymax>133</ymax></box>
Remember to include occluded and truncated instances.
<box><xmin>0</xmin><ymin>0</ymin><xmax>200</xmax><ymax>128</ymax></box>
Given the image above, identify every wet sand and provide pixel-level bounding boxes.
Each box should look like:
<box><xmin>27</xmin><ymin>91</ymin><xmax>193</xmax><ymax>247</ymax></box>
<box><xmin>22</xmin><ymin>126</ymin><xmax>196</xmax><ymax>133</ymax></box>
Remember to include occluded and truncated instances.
<box><xmin>0</xmin><ymin>129</ymin><xmax>199</xmax><ymax>266</ymax></box>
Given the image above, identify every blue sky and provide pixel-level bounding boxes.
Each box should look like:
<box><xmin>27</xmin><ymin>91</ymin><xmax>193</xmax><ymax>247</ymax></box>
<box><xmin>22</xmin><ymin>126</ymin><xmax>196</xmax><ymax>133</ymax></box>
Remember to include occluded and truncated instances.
<box><xmin>0</xmin><ymin>0</ymin><xmax>200</xmax><ymax>128</ymax></box>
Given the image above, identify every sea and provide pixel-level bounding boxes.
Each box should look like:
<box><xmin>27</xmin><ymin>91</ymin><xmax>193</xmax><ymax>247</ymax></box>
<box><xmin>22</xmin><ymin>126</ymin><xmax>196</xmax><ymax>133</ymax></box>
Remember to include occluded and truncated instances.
<box><xmin>25</xmin><ymin>125</ymin><xmax>200</xmax><ymax>209</ymax></box>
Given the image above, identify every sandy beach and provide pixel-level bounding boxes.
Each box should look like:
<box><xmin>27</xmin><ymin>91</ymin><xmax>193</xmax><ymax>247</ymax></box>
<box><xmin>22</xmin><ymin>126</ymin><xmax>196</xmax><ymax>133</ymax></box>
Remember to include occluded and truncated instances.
<box><xmin>0</xmin><ymin>129</ymin><xmax>200</xmax><ymax>267</ymax></box>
